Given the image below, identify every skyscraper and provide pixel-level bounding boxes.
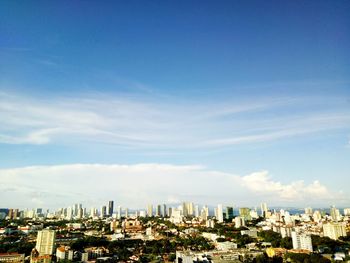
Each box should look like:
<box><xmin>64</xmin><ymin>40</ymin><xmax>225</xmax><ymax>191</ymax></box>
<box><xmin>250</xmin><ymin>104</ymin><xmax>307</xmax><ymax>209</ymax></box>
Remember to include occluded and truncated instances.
<box><xmin>226</xmin><ymin>206</ymin><xmax>234</xmax><ymax>220</ymax></box>
<box><xmin>217</xmin><ymin>204</ymin><xmax>224</xmax><ymax>223</ymax></box>
<box><xmin>260</xmin><ymin>203</ymin><xmax>268</xmax><ymax>217</ymax></box>
<box><xmin>35</xmin><ymin>229</ymin><xmax>56</xmax><ymax>255</ymax></box>
<box><xmin>101</xmin><ymin>206</ymin><xmax>107</xmax><ymax>218</ymax></box>
<box><xmin>147</xmin><ymin>204</ymin><xmax>153</xmax><ymax>217</ymax></box>
<box><xmin>330</xmin><ymin>206</ymin><xmax>340</xmax><ymax>222</ymax></box>
<box><xmin>108</xmin><ymin>201</ymin><xmax>114</xmax><ymax>217</ymax></box>
<box><xmin>162</xmin><ymin>204</ymin><xmax>167</xmax><ymax>217</ymax></box>
<box><xmin>156</xmin><ymin>205</ymin><xmax>161</xmax><ymax>217</ymax></box>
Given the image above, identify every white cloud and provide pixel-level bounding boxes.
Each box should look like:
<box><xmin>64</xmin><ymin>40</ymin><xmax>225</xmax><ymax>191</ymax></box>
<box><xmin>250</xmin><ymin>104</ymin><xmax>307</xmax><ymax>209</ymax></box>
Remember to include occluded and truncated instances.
<box><xmin>0</xmin><ymin>92</ymin><xmax>349</xmax><ymax>149</ymax></box>
<box><xmin>0</xmin><ymin>163</ymin><xmax>345</xmax><ymax>209</ymax></box>
<box><xmin>241</xmin><ymin>171</ymin><xmax>334</xmax><ymax>202</ymax></box>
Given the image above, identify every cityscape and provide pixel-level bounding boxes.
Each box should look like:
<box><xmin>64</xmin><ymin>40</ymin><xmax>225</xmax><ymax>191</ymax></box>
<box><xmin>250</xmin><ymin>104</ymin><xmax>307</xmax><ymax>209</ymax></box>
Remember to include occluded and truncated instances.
<box><xmin>1</xmin><ymin>202</ymin><xmax>350</xmax><ymax>262</ymax></box>
<box><xmin>1</xmin><ymin>0</ymin><xmax>350</xmax><ymax>263</ymax></box>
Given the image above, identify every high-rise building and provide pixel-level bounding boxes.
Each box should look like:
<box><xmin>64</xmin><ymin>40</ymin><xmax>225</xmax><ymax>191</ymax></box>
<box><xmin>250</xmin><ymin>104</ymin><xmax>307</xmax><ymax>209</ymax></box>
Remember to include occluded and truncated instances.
<box><xmin>147</xmin><ymin>204</ymin><xmax>153</xmax><ymax>217</ymax></box>
<box><xmin>156</xmin><ymin>205</ymin><xmax>161</xmax><ymax>217</ymax></box>
<box><xmin>344</xmin><ymin>208</ymin><xmax>350</xmax><ymax>216</ymax></box>
<box><xmin>194</xmin><ymin>205</ymin><xmax>199</xmax><ymax>218</ymax></box>
<box><xmin>291</xmin><ymin>231</ymin><xmax>313</xmax><ymax>251</ymax></box>
<box><xmin>162</xmin><ymin>204</ymin><xmax>167</xmax><ymax>217</ymax></box>
<box><xmin>330</xmin><ymin>206</ymin><xmax>341</xmax><ymax>222</ymax></box>
<box><xmin>239</xmin><ymin>207</ymin><xmax>251</xmax><ymax>221</ymax></box>
<box><xmin>108</xmin><ymin>201</ymin><xmax>114</xmax><ymax>217</ymax></box>
<box><xmin>182</xmin><ymin>202</ymin><xmax>194</xmax><ymax>217</ymax></box>
<box><xmin>35</xmin><ymin>229</ymin><xmax>56</xmax><ymax>255</ymax></box>
<box><xmin>200</xmin><ymin>206</ymin><xmax>209</xmax><ymax>221</ymax></box>
<box><xmin>323</xmin><ymin>222</ymin><xmax>346</xmax><ymax>240</ymax></box>
<box><xmin>90</xmin><ymin>207</ymin><xmax>96</xmax><ymax>218</ymax></box>
<box><xmin>313</xmin><ymin>210</ymin><xmax>322</xmax><ymax>222</ymax></box>
<box><xmin>101</xmin><ymin>206</ymin><xmax>107</xmax><ymax>218</ymax></box>
<box><xmin>226</xmin><ymin>206</ymin><xmax>234</xmax><ymax>220</ymax></box>
<box><xmin>117</xmin><ymin>206</ymin><xmax>122</xmax><ymax>219</ymax></box>
<box><xmin>260</xmin><ymin>203</ymin><xmax>268</xmax><ymax>217</ymax></box>
<box><xmin>217</xmin><ymin>204</ymin><xmax>224</xmax><ymax>223</ymax></box>
<box><xmin>234</xmin><ymin>216</ymin><xmax>245</xmax><ymax>228</ymax></box>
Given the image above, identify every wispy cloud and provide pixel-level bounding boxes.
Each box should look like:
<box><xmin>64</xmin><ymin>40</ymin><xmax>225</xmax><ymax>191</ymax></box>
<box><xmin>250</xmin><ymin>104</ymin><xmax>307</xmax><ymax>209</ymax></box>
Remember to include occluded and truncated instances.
<box><xmin>0</xmin><ymin>163</ymin><xmax>345</xmax><ymax>209</ymax></box>
<box><xmin>0</xmin><ymin>91</ymin><xmax>349</xmax><ymax>150</ymax></box>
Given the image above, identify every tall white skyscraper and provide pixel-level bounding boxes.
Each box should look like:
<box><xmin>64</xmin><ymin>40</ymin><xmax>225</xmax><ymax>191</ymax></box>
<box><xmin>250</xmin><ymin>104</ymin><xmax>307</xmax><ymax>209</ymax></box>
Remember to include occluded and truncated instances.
<box><xmin>330</xmin><ymin>206</ymin><xmax>341</xmax><ymax>222</ymax></box>
<box><xmin>35</xmin><ymin>229</ymin><xmax>56</xmax><ymax>255</ymax></box>
<box><xmin>194</xmin><ymin>205</ymin><xmax>199</xmax><ymax>218</ymax></box>
<box><xmin>260</xmin><ymin>203</ymin><xmax>268</xmax><ymax>217</ymax></box>
<box><xmin>217</xmin><ymin>204</ymin><xmax>224</xmax><ymax>223</ymax></box>
<box><xmin>147</xmin><ymin>204</ymin><xmax>153</xmax><ymax>217</ymax></box>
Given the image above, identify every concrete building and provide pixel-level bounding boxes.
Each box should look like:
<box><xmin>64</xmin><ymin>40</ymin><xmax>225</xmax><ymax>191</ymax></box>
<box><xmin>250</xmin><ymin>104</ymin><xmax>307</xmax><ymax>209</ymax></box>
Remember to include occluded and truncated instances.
<box><xmin>108</xmin><ymin>201</ymin><xmax>114</xmax><ymax>217</ymax></box>
<box><xmin>35</xmin><ymin>229</ymin><xmax>56</xmax><ymax>255</ymax></box>
<box><xmin>291</xmin><ymin>231</ymin><xmax>313</xmax><ymax>252</ymax></box>
<box><xmin>261</xmin><ymin>203</ymin><xmax>268</xmax><ymax>217</ymax></box>
<box><xmin>323</xmin><ymin>222</ymin><xmax>347</xmax><ymax>240</ymax></box>
<box><xmin>217</xmin><ymin>204</ymin><xmax>224</xmax><ymax>223</ymax></box>
<box><xmin>0</xmin><ymin>253</ymin><xmax>25</xmax><ymax>263</ymax></box>
<box><xmin>147</xmin><ymin>204</ymin><xmax>153</xmax><ymax>217</ymax></box>
<box><xmin>235</xmin><ymin>216</ymin><xmax>245</xmax><ymax>228</ymax></box>
<box><xmin>226</xmin><ymin>206</ymin><xmax>234</xmax><ymax>220</ymax></box>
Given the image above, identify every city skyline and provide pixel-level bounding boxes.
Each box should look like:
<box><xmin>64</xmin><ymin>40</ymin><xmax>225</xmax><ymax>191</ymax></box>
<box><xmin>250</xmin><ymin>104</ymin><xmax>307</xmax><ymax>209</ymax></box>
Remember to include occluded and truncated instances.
<box><xmin>1</xmin><ymin>1</ymin><xmax>350</xmax><ymax>208</ymax></box>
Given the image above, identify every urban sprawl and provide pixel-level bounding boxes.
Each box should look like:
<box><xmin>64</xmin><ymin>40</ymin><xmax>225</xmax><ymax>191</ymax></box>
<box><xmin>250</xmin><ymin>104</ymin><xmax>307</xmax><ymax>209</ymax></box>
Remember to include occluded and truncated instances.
<box><xmin>1</xmin><ymin>202</ymin><xmax>350</xmax><ymax>263</ymax></box>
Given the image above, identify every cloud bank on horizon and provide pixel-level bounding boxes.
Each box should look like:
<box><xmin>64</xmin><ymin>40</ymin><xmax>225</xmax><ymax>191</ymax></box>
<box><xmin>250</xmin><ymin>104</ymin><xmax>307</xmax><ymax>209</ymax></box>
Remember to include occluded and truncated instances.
<box><xmin>0</xmin><ymin>163</ymin><xmax>346</xmax><ymax>209</ymax></box>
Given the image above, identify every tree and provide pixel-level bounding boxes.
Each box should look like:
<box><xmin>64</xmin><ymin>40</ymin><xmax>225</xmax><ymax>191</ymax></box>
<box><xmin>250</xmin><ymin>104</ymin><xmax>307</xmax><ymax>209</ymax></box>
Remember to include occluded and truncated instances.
<box><xmin>280</xmin><ymin>237</ymin><xmax>293</xmax><ymax>249</ymax></box>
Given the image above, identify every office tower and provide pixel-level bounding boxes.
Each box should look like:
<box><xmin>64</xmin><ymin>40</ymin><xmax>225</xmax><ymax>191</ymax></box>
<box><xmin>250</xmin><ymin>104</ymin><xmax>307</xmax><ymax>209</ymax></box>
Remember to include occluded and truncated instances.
<box><xmin>187</xmin><ymin>202</ymin><xmax>194</xmax><ymax>216</ymax></box>
<box><xmin>36</xmin><ymin>208</ymin><xmax>43</xmax><ymax>216</ymax></box>
<box><xmin>260</xmin><ymin>203</ymin><xmax>268</xmax><ymax>217</ymax></box>
<box><xmin>101</xmin><ymin>206</ymin><xmax>107</xmax><ymax>218</ymax></box>
<box><xmin>66</xmin><ymin>207</ymin><xmax>73</xmax><ymax>220</ymax></box>
<box><xmin>35</xmin><ymin>229</ymin><xmax>56</xmax><ymax>255</ymax></box>
<box><xmin>201</xmin><ymin>206</ymin><xmax>209</xmax><ymax>221</ymax></box>
<box><xmin>226</xmin><ymin>207</ymin><xmax>234</xmax><ymax>220</ymax></box>
<box><xmin>108</xmin><ymin>201</ymin><xmax>114</xmax><ymax>217</ymax></box>
<box><xmin>330</xmin><ymin>206</ymin><xmax>340</xmax><ymax>222</ymax></box>
<box><xmin>117</xmin><ymin>206</ymin><xmax>122</xmax><ymax>219</ymax></box>
<box><xmin>147</xmin><ymin>204</ymin><xmax>153</xmax><ymax>217</ymax></box>
<box><xmin>194</xmin><ymin>205</ymin><xmax>199</xmax><ymax>218</ymax></box>
<box><xmin>13</xmin><ymin>209</ymin><xmax>19</xmax><ymax>219</ymax></box>
<box><xmin>292</xmin><ymin>231</ymin><xmax>313</xmax><ymax>251</ymax></box>
<box><xmin>8</xmin><ymin>209</ymin><xmax>13</xmax><ymax>219</ymax></box>
<box><xmin>168</xmin><ymin>207</ymin><xmax>172</xmax><ymax>217</ymax></box>
<box><xmin>182</xmin><ymin>202</ymin><xmax>188</xmax><ymax>216</ymax></box>
<box><xmin>156</xmin><ymin>205</ymin><xmax>161</xmax><ymax>217</ymax></box>
<box><xmin>74</xmin><ymin>204</ymin><xmax>79</xmax><ymax>216</ymax></box>
<box><xmin>162</xmin><ymin>204</ymin><xmax>167</xmax><ymax>217</ymax></box>
<box><xmin>239</xmin><ymin>207</ymin><xmax>251</xmax><ymax>221</ymax></box>
<box><xmin>217</xmin><ymin>204</ymin><xmax>224</xmax><ymax>223</ymax></box>
<box><xmin>323</xmin><ymin>222</ymin><xmax>347</xmax><ymax>240</ymax></box>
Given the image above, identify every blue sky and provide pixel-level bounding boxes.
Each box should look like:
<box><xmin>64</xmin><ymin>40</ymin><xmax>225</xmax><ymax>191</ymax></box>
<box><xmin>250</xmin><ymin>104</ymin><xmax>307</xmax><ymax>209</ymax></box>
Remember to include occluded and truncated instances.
<box><xmin>0</xmin><ymin>1</ymin><xmax>349</xmax><ymax>209</ymax></box>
